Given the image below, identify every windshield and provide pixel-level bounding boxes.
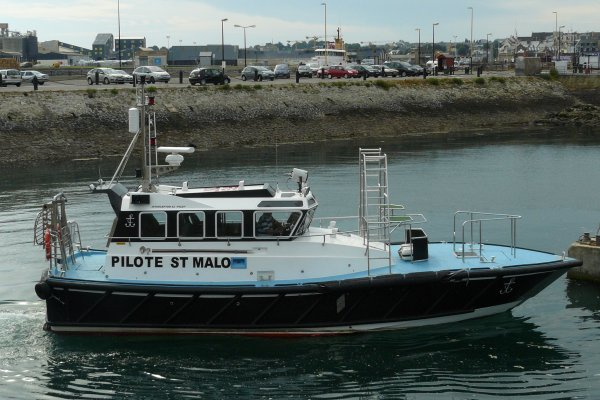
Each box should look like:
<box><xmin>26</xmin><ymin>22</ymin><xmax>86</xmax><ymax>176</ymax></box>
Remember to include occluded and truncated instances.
<box><xmin>148</xmin><ymin>66</ymin><xmax>165</xmax><ymax>72</ymax></box>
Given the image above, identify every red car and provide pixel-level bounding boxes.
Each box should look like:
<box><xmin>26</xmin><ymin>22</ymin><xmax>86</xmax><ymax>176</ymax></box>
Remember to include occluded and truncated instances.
<box><xmin>316</xmin><ymin>65</ymin><xmax>359</xmax><ymax>79</ymax></box>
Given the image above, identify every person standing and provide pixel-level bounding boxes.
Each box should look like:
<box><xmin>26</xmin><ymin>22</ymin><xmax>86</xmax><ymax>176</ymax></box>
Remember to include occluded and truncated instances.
<box><xmin>32</xmin><ymin>74</ymin><xmax>39</xmax><ymax>91</ymax></box>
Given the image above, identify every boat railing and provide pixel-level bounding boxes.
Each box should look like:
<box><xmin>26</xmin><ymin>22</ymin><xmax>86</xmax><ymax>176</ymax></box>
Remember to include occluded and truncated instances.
<box><xmin>313</xmin><ymin>215</ymin><xmax>358</xmax><ymax>228</ymax></box>
<box><xmin>33</xmin><ymin>194</ymin><xmax>79</xmax><ymax>270</ymax></box>
<box><xmin>453</xmin><ymin>211</ymin><xmax>521</xmax><ymax>261</ymax></box>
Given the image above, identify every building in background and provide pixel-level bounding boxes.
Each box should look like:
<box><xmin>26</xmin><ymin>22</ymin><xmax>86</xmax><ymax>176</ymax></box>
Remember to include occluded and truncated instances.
<box><xmin>168</xmin><ymin>46</ymin><xmax>202</xmax><ymax>65</ymax></box>
<box><xmin>115</xmin><ymin>37</ymin><xmax>146</xmax><ymax>61</ymax></box>
<box><xmin>0</xmin><ymin>23</ymin><xmax>38</xmax><ymax>62</ymax></box>
<box><xmin>135</xmin><ymin>48</ymin><xmax>167</xmax><ymax>67</ymax></box>
<box><xmin>38</xmin><ymin>40</ymin><xmax>92</xmax><ymax>66</ymax></box>
<box><xmin>92</xmin><ymin>33</ymin><xmax>114</xmax><ymax>60</ymax></box>
<box><xmin>197</xmin><ymin>44</ymin><xmax>239</xmax><ymax>67</ymax></box>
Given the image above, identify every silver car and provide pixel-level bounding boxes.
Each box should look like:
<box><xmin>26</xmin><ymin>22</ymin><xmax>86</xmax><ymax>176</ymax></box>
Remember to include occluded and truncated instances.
<box><xmin>20</xmin><ymin>70</ymin><xmax>50</xmax><ymax>85</ymax></box>
<box><xmin>113</xmin><ymin>69</ymin><xmax>134</xmax><ymax>83</ymax></box>
<box><xmin>87</xmin><ymin>68</ymin><xmax>125</xmax><ymax>85</ymax></box>
<box><xmin>241</xmin><ymin>66</ymin><xmax>275</xmax><ymax>81</ymax></box>
<box><xmin>0</xmin><ymin>69</ymin><xmax>22</xmax><ymax>87</ymax></box>
<box><xmin>133</xmin><ymin>66</ymin><xmax>171</xmax><ymax>84</ymax></box>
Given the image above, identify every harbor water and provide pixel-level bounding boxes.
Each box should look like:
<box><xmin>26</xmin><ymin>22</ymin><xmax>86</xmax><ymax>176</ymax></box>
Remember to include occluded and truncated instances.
<box><xmin>1</xmin><ymin>130</ymin><xmax>600</xmax><ymax>399</ymax></box>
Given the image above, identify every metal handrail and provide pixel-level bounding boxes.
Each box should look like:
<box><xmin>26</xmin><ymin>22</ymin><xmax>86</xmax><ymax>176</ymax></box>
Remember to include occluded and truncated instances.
<box><xmin>34</xmin><ymin>194</ymin><xmax>81</xmax><ymax>270</ymax></box>
<box><xmin>452</xmin><ymin>210</ymin><xmax>521</xmax><ymax>261</ymax></box>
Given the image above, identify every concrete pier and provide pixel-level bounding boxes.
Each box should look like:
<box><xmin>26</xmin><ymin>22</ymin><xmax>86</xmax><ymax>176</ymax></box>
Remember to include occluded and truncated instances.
<box><xmin>567</xmin><ymin>236</ymin><xmax>600</xmax><ymax>283</ymax></box>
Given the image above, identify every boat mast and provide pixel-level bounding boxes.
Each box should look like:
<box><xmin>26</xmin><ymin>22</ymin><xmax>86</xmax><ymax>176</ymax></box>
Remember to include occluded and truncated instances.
<box><xmin>139</xmin><ymin>80</ymin><xmax>151</xmax><ymax>192</ymax></box>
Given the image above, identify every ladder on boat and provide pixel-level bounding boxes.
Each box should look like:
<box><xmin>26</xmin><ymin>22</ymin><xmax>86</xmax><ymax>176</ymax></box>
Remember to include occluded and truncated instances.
<box><xmin>33</xmin><ymin>193</ymin><xmax>82</xmax><ymax>270</ymax></box>
<box><xmin>358</xmin><ymin>148</ymin><xmax>392</xmax><ymax>272</ymax></box>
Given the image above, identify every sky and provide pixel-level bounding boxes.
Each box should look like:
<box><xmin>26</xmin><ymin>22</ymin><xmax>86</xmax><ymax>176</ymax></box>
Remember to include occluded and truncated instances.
<box><xmin>4</xmin><ymin>0</ymin><xmax>600</xmax><ymax>50</ymax></box>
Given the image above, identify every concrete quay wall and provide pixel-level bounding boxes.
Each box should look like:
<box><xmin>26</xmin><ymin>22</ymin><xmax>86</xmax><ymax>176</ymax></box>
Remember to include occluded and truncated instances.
<box><xmin>568</xmin><ymin>240</ymin><xmax>600</xmax><ymax>283</ymax></box>
<box><xmin>0</xmin><ymin>77</ymin><xmax>596</xmax><ymax>164</ymax></box>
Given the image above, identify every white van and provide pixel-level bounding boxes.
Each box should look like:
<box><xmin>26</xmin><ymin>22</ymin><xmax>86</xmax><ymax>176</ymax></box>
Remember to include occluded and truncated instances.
<box><xmin>0</xmin><ymin>69</ymin><xmax>22</xmax><ymax>87</ymax></box>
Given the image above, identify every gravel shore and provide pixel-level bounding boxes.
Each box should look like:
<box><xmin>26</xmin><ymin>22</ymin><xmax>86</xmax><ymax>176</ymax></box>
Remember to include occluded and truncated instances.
<box><xmin>0</xmin><ymin>77</ymin><xmax>596</xmax><ymax>164</ymax></box>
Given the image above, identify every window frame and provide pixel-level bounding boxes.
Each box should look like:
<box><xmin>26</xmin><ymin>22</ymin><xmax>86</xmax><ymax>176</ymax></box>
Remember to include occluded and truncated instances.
<box><xmin>177</xmin><ymin>211</ymin><xmax>206</xmax><ymax>240</ymax></box>
<box><xmin>215</xmin><ymin>211</ymin><xmax>244</xmax><ymax>239</ymax></box>
<box><xmin>139</xmin><ymin>211</ymin><xmax>167</xmax><ymax>239</ymax></box>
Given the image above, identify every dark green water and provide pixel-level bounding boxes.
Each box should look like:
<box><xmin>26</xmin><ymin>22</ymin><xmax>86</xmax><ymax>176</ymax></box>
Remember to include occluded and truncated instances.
<box><xmin>1</xmin><ymin>132</ymin><xmax>599</xmax><ymax>399</ymax></box>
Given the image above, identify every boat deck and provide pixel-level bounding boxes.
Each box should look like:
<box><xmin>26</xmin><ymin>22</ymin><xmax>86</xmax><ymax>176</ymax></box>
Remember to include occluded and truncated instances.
<box><xmin>52</xmin><ymin>243</ymin><xmax>567</xmax><ymax>286</ymax></box>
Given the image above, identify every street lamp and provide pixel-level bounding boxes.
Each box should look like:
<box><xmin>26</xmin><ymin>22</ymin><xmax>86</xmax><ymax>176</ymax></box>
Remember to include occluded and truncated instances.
<box><xmin>415</xmin><ymin>28</ymin><xmax>422</xmax><ymax>65</ymax></box>
<box><xmin>553</xmin><ymin>11</ymin><xmax>558</xmax><ymax>58</ymax></box>
<box><xmin>321</xmin><ymin>2</ymin><xmax>327</xmax><ymax>66</ymax></box>
<box><xmin>558</xmin><ymin>25</ymin><xmax>565</xmax><ymax>61</ymax></box>
<box><xmin>234</xmin><ymin>24</ymin><xmax>256</xmax><ymax>67</ymax></box>
<box><xmin>117</xmin><ymin>0</ymin><xmax>121</xmax><ymax>68</ymax></box>
<box><xmin>166</xmin><ymin>35</ymin><xmax>170</xmax><ymax>65</ymax></box>
<box><xmin>486</xmin><ymin>33</ymin><xmax>492</xmax><ymax>64</ymax></box>
<box><xmin>468</xmin><ymin>6</ymin><xmax>473</xmax><ymax>73</ymax></box>
<box><xmin>221</xmin><ymin>18</ymin><xmax>228</xmax><ymax>71</ymax></box>
<box><xmin>432</xmin><ymin>22</ymin><xmax>439</xmax><ymax>72</ymax></box>
<box><xmin>453</xmin><ymin>35</ymin><xmax>458</xmax><ymax>58</ymax></box>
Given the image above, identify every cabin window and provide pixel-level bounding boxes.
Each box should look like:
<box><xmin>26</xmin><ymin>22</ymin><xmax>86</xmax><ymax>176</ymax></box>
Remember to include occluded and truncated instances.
<box><xmin>140</xmin><ymin>212</ymin><xmax>167</xmax><ymax>238</ymax></box>
<box><xmin>297</xmin><ymin>208</ymin><xmax>315</xmax><ymax>234</ymax></box>
<box><xmin>216</xmin><ymin>211</ymin><xmax>243</xmax><ymax>238</ymax></box>
<box><xmin>254</xmin><ymin>211</ymin><xmax>302</xmax><ymax>237</ymax></box>
<box><xmin>178</xmin><ymin>212</ymin><xmax>205</xmax><ymax>238</ymax></box>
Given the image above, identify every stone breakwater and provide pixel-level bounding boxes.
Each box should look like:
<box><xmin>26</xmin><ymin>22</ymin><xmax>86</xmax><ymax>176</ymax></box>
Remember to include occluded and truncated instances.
<box><xmin>0</xmin><ymin>78</ymin><xmax>593</xmax><ymax>164</ymax></box>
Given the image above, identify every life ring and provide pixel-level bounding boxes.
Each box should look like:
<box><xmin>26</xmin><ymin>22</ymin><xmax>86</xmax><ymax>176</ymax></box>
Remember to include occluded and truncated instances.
<box><xmin>44</xmin><ymin>228</ymin><xmax>51</xmax><ymax>260</ymax></box>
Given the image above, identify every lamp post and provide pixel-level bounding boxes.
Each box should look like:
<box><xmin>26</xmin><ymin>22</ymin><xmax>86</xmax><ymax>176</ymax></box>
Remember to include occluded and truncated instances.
<box><xmin>486</xmin><ymin>33</ymin><xmax>492</xmax><ymax>64</ymax></box>
<box><xmin>166</xmin><ymin>35</ymin><xmax>170</xmax><ymax>65</ymax></box>
<box><xmin>117</xmin><ymin>0</ymin><xmax>121</xmax><ymax>68</ymax></box>
<box><xmin>432</xmin><ymin>22</ymin><xmax>439</xmax><ymax>71</ymax></box>
<box><xmin>553</xmin><ymin>11</ymin><xmax>558</xmax><ymax>59</ymax></box>
<box><xmin>234</xmin><ymin>24</ymin><xmax>256</xmax><ymax>67</ymax></box>
<box><xmin>321</xmin><ymin>2</ymin><xmax>327</xmax><ymax>66</ymax></box>
<box><xmin>221</xmin><ymin>18</ymin><xmax>228</xmax><ymax>72</ymax></box>
<box><xmin>415</xmin><ymin>28</ymin><xmax>421</xmax><ymax>65</ymax></box>
<box><xmin>468</xmin><ymin>6</ymin><xmax>473</xmax><ymax>73</ymax></box>
<box><xmin>453</xmin><ymin>35</ymin><xmax>458</xmax><ymax>58</ymax></box>
<box><xmin>558</xmin><ymin>25</ymin><xmax>565</xmax><ymax>61</ymax></box>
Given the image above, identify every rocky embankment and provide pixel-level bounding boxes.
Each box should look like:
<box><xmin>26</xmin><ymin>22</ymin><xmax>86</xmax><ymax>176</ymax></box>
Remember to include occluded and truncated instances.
<box><xmin>0</xmin><ymin>77</ymin><xmax>597</xmax><ymax>164</ymax></box>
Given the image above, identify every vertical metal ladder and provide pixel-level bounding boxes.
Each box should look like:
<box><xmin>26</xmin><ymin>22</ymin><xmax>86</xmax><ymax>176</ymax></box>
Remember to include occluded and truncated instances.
<box><xmin>358</xmin><ymin>148</ymin><xmax>391</xmax><ymax>272</ymax></box>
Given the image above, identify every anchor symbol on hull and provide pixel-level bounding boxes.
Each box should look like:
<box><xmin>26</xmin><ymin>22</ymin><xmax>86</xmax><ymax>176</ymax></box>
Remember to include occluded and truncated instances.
<box><xmin>125</xmin><ymin>213</ymin><xmax>136</xmax><ymax>228</ymax></box>
<box><xmin>499</xmin><ymin>277</ymin><xmax>516</xmax><ymax>295</ymax></box>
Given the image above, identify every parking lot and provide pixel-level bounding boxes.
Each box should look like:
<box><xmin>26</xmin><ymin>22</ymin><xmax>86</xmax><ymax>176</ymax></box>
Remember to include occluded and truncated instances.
<box><xmin>0</xmin><ymin>67</ymin><xmax>524</xmax><ymax>93</ymax></box>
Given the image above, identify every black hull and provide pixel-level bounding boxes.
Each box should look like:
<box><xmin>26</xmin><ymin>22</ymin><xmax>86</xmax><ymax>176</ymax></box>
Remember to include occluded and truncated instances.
<box><xmin>37</xmin><ymin>261</ymin><xmax>578</xmax><ymax>335</ymax></box>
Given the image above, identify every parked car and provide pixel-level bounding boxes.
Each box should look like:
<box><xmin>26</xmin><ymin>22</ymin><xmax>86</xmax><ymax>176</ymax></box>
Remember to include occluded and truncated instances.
<box><xmin>383</xmin><ymin>61</ymin><xmax>417</xmax><ymax>77</ymax></box>
<box><xmin>189</xmin><ymin>67</ymin><xmax>230</xmax><ymax>85</ymax></box>
<box><xmin>132</xmin><ymin>66</ymin><xmax>171</xmax><ymax>83</ymax></box>
<box><xmin>87</xmin><ymin>68</ymin><xmax>126</xmax><ymax>85</ymax></box>
<box><xmin>425</xmin><ymin>60</ymin><xmax>437</xmax><ymax>73</ymax></box>
<box><xmin>113</xmin><ymin>69</ymin><xmax>134</xmax><ymax>83</ymax></box>
<box><xmin>20</xmin><ymin>70</ymin><xmax>49</xmax><ymax>85</ymax></box>
<box><xmin>241</xmin><ymin>66</ymin><xmax>275</xmax><ymax>81</ymax></box>
<box><xmin>273</xmin><ymin>64</ymin><xmax>290</xmax><ymax>79</ymax></box>
<box><xmin>306</xmin><ymin>63</ymin><xmax>320</xmax><ymax>76</ymax></box>
<box><xmin>0</xmin><ymin>69</ymin><xmax>22</xmax><ymax>87</ymax></box>
<box><xmin>372</xmin><ymin>65</ymin><xmax>398</xmax><ymax>77</ymax></box>
<box><xmin>348</xmin><ymin>64</ymin><xmax>380</xmax><ymax>78</ymax></box>
<box><xmin>316</xmin><ymin>65</ymin><xmax>359</xmax><ymax>79</ymax></box>
<box><xmin>410</xmin><ymin>64</ymin><xmax>424</xmax><ymax>75</ymax></box>
<box><xmin>296</xmin><ymin>64</ymin><xmax>313</xmax><ymax>78</ymax></box>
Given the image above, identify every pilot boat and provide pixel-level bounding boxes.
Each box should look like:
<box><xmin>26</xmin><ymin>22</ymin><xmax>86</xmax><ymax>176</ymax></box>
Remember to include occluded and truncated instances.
<box><xmin>33</xmin><ymin>82</ymin><xmax>581</xmax><ymax>335</ymax></box>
